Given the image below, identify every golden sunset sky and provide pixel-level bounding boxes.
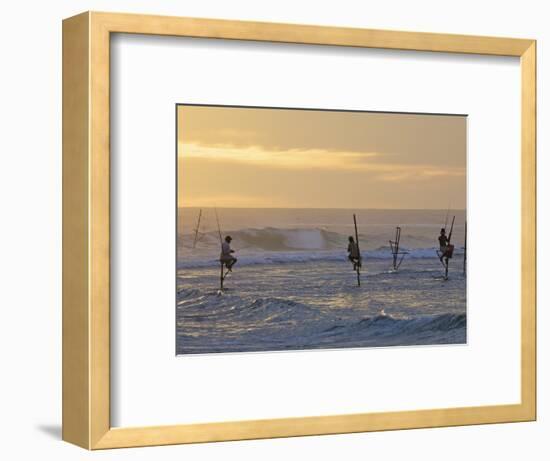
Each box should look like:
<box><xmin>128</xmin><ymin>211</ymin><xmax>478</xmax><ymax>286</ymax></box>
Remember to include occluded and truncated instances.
<box><xmin>177</xmin><ymin>105</ymin><xmax>466</xmax><ymax>209</ymax></box>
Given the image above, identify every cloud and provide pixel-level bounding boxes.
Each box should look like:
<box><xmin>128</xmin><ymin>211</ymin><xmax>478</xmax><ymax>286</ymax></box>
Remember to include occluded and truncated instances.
<box><xmin>179</xmin><ymin>141</ymin><xmax>380</xmax><ymax>169</ymax></box>
<box><xmin>178</xmin><ymin>141</ymin><xmax>465</xmax><ymax>181</ymax></box>
<box><xmin>177</xmin><ymin>105</ymin><xmax>467</xmax><ymax>168</ymax></box>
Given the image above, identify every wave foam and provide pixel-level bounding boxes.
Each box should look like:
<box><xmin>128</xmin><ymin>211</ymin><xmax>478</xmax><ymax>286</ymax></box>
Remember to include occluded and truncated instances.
<box><xmin>177</xmin><ymin>287</ymin><xmax>467</xmax><ymax>352</ymax></box>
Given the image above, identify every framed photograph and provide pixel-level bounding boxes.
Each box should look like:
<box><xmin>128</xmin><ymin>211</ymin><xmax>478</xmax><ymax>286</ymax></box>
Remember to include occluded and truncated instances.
<box><xmin>176</xmin><ymin>104</ymin><xmax>468</xmax><ymax>354</ymax></box>
<box><xmin>62</xmin><ymin>11</ymin><xmax>536</xmax><ymax>449</ymax></box>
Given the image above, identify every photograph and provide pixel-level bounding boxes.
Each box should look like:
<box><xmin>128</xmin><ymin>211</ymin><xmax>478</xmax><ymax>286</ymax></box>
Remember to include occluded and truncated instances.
<box><xmin>176</xmin><ymin>104</ymin><xmax>467</xmax><ymax>354</ymax></box>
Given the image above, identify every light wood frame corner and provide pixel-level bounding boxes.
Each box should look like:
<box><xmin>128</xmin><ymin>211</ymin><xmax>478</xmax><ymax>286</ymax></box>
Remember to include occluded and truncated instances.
<box><xmin>62</xmin><ymin>11</ymin><xmax>536</xmax><ymax>450</ymax></box>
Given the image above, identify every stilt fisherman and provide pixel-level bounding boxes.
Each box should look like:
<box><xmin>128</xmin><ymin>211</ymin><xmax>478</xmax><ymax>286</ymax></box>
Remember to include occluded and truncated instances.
<box><xmin>438</xmin><ymin>228</ymin><xmax>450</xmax><ymax>263</ymax></box>
<box><xmin>347</xmin><ymin>236</ymin><xmax>361</xmax><ymax>271</ymax></box>
<box><xmin>220</xmin><ymin>235</ymin><xmax>237</xmax><ymax>271</ymax></box>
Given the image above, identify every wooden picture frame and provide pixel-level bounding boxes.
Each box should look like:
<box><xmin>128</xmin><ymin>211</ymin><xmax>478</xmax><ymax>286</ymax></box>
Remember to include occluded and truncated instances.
<box><xmin>62</xmin><ymin>11</ymin><xmax>536</xmax><ymax>449</ymax></box>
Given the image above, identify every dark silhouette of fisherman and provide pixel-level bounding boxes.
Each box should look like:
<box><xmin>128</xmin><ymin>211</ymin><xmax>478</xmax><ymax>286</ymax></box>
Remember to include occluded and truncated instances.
<box><xmin>220</xmin><ymin>235</ymin><xmax>237</xmax><ymax>271</ymax></box>
<box><xmin>347</xmin><ymin>236</ymin><xmax>361</xmax><ymax>270</ymax></box>
<box><xmin>438</xmin><ymin>228</ymin><xmax>450</xmax><ymax>263</ymax></box>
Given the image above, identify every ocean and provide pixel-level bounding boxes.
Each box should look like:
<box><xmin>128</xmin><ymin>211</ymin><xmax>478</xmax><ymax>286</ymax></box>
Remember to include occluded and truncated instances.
<box><xmin>176</xmin><ymin>208</ymin><xmax>467</xmax><ymax>354</ymax></box>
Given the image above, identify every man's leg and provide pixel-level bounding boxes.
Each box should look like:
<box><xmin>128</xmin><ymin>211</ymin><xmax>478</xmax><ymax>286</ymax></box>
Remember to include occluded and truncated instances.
<box><xmin>227</xmin><ymin>257</ymin><xmax>237</xmax><ymax>271</ymax></box>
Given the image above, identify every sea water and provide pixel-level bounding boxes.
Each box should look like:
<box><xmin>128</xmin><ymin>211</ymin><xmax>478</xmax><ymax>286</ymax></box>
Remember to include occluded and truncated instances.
<box><xmin>176</xmin><ymin>208</ymin><xmax>466</xmax><ymax>354</ymax></box>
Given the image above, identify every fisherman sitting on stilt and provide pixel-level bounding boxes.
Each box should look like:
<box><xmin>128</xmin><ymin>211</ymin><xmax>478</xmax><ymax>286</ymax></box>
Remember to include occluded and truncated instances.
<box><xmin>347</xmin><ymin>236</ymin><xmax>361</xmax><ymax>271</ymax></box>
<box><xmin>220</xmin><ymin>235</ymin><xmax>237</xmax><ymax>271</ymax></box>
<box><xmin>438</xmin><ymin>228</ymin><xmax>450</xmax><ymax>263</ymax></box>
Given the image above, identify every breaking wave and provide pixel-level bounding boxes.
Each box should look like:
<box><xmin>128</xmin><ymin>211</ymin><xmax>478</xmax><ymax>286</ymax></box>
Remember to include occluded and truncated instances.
<box><xmin>178</xmin><ymin>227</ymin><xmax>463</xmax><ymax>269</ymax></box>
<box><xmin>176</xmin><ymin>288</ymin><xmax>466</xmax><ymax>353</ymax></box>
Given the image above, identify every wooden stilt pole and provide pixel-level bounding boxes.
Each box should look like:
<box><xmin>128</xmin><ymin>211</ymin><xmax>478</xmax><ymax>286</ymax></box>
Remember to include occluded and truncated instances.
<box><xmin>448</xmin><ymin>215</ymin><xmax>455</xmax><ymax>242</ymax></box>
<box><xmin>394</xmin><ymin>227</ymin><xmax>402</xmax><ymax>270</ymax></box>
<box><xmin>215</xmin><ymin>207</ymin><xmax>225</xmax><ymax>291</ymax></box>
<box><xmin>463</xmin><ymin>220</ymin><xmax>467</xmax><ymax>276</ymax></box>
<box><xmin>389</xmin><ymin>226</ymin><xmax>406</xmax><ymax>271</ymax></box>
<box><xmin>390</xmin><ymin>228</ymin><xmax>396</xmax><ymax>270</ymax></box>
<box><xmin>395</xmin><ymin>227</ymin><xmax>400</xmax><ymax>270</ymax></box>
<box><xmin>444</xmin><ymin>215</ymin><xmax>455</xmax><ymax>280</ymax></box>
<box><xmin>353</xmin><ymin>213</ymin><xmax>361</xmax><ymax>287</ymax></box>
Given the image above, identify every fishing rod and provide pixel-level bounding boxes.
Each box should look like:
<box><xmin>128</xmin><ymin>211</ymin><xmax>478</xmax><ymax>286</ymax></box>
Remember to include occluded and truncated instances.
<box><xmin>444</xmin><ymin>201</ymin><xmax>451</xmax><ymax>231</ymax></box>
<box><xmin>214</xmin><ymin>207</ymin><xmax>223</xmax><ymax>245</ymax></box>
<box><xmin>192</xmin><ymin>209</ymin><xmax>203</xmax><ymax>249</ymax></box>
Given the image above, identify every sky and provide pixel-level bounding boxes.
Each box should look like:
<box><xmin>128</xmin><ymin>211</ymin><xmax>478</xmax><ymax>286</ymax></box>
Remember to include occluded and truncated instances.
<box><xmin>177</xmin><ymin>105</ymin><xmax>466</xmax><ymax>209</ymax></box>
